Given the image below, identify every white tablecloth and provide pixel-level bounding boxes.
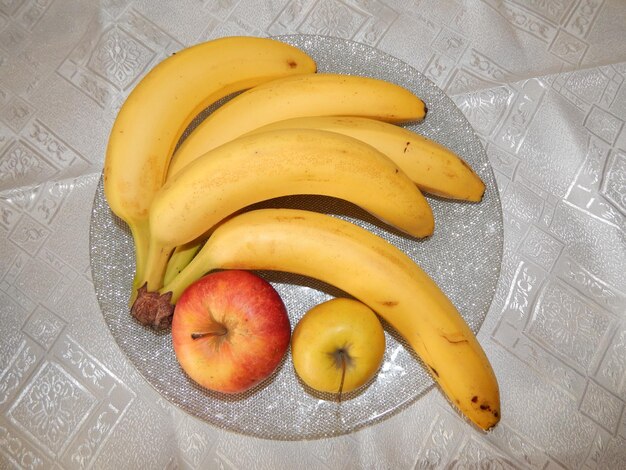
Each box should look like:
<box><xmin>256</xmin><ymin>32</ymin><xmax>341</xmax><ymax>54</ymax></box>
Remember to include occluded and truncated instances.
<box><xmin>1</xmin><ymin>1</ymin><xmax>625</xmax><ymax>468</ymax></box>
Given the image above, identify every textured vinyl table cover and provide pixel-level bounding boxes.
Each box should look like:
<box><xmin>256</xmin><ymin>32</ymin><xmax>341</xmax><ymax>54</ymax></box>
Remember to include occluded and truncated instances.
<box><xmin>1</xmin><ymin>1</ymin><xmax>625</xmax><ymax>469</ymax></box>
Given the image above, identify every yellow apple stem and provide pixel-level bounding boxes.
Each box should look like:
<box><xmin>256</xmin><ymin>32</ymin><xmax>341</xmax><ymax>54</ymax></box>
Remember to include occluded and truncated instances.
<box><xmin>338</xmin><ymin>349</ymin><xmax>347</xmax><ymax>402</ymax></box>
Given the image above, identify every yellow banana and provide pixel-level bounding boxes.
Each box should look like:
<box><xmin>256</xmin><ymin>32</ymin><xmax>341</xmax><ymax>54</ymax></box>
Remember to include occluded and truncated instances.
<box><xmin>249</xmin><ymin>116</ymin><xmax>485</xmax><ymax>201</ymax></box>
<box><xmin>158</xmin><ymin>208</ymin><xmax>500</xmax><ymax>431</ymax></box>
<box><xmin>103</xmin><ymin>36</ymin><xmax>316</xmax><ymax>299</ymax></box>
<box><xmin>140</xmin><ymin>128</ymin><xmax>434</xmax><ymax>293</ymax></box>
<box><xmin>165</xmin><ymin>73</ymin><xmax>427</xmax><ymax>178</ymax></box>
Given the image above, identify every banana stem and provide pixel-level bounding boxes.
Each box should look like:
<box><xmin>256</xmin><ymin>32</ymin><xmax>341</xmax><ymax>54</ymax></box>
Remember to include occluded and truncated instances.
<box><xmin>128</xmin><ymin>220</ymin><xmax>151</xmax><ymax>305</ymax></box>
<box><xmin>160</xmin><ymin>246</ymin><xmax>212</xmax><ymax>303</ymax></box>
<box><xmin>159</xmin><ymin>214</ymin><xmax>242</xmax><ymax>301</ymax></box>
<box><xmin>160</xmin><ymin>216</ymin><xmax>232</xmax><ymax>291</ymax></box>
<box><xmin>163</xmin><ymin>240</ymin><xmax>203</xmax><ymax>286</ymax></box>
<box><xmin>142</xmin><ymin>239</ymin><xmax>175</xmax><ymax>292</ymax></box>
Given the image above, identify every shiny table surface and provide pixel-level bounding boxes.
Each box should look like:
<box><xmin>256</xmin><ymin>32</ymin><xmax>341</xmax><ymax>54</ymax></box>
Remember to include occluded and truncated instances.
<box><xmin>1</xmin><ymin>1</ymin><xmax>625</xmax><ymax>468</ymax></box>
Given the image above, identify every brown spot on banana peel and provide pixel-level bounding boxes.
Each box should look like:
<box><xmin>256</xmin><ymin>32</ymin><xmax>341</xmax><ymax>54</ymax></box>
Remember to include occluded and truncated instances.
<box><xmin>479</xmin><ymin>402</ymin><xmax>501</xmax><ymax>423</ymax></box>
<box><xmin>441</xmin><ymin>332</ymin><xmax>470</xmax><ymax>344</ymax></box>
<box><xmin>275</xmin><ymin>215</ymin><xmax>306</xmax><ymax>222</ymax></box>
<box><xmin>445</xmin><ymin>338</ymin><xmax>469</xmax><ymax>344</ymax></box>
<box><xmin>428</xmin><ymin>365</ymin><xmax>439</xmax><ymax>377</ymax></box>
<box><xmin>466</xmin><ymin>396</ymin><xmax>500</xmax><ymax>427</ymax></box>
<box><xmin>459</xmin><ymin>159</ymin><xmax>472</xmax><ymax>171</ymax></box>
<box><xmin>409</xmin><ymin>326</ymin><xmax>500</xmax><ymax>430</ymax></box>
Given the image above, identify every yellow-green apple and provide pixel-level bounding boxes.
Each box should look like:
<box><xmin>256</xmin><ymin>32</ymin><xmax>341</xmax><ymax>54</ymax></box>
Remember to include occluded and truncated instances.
<box><xmin>291</xmin><ymin>298</ymin><xmax>385</xmax><ymax>395</ymax></box>
<box><xmin>171</xmin><ymin>270</ymin><xmax>291</xmax><ymax>393</ymax></box>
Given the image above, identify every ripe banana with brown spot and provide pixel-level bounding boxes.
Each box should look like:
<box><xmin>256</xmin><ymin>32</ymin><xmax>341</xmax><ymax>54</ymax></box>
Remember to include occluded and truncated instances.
<box><xmin>248</xmin><ymin>116</ymin><xmax>485</xmax><ymax>201</ymax></box>
<box><xmin>158</xmin><ymin>208</ymin><xmax>500</xmax><ymax>431</ymax></box>
<box><xmin>139</xmin><ymin>128</ymin><xmax>434</xmax><ymax>295</ymax></box>
<box><xmin>165</xmin><ymin>72</ymin><xmax>427</xmax><ymax>178</ymax></box>
<box><xmin>103</xmin><ymin>36</ymin><xmax>316</xmax><ymax>300</ymax></box>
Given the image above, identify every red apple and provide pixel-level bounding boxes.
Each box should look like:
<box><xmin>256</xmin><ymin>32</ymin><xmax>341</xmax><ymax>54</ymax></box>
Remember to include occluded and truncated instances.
<box><xmin>171</xmin><ymin>270</ymin><xmax>291</xmax><ymax>394</ymax></box>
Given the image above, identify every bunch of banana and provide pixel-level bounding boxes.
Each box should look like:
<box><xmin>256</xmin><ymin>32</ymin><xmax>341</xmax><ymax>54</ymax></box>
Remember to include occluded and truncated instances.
<box><xmin>152</xmin><ymin>208</ymin><xmax>501</xmax><ymax>431</ymax></box>
<box><xmin>160</xmin><ymin>80</ymin><xmax>482</xmax><ymax>280</ymax></box>
<box><xmin>161</xmin><ymin>114</ymin><xmax>486</xmax><ymax>281</ymax></box>
<box><xmin>142</xmin><ymin>73</ymin><xmax>433</xmax><ymax>290</ymax></box>
<box><xmin>104</xmin><ymin>35</ymin><xmax>499</xmax><ymax>431</ymax></box>
<box><xmin>103</xmin><ymin>36</ymin><xmax>317</xmax><ymax>301</ymax></box>
<box><xmin>138</xmin><ymin>128</ymin><xmax>435</xmax><ymax>295</ymax></box>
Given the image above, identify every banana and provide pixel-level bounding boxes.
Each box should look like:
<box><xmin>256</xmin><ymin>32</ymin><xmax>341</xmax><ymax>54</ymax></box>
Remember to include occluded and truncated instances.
<box><xmin>156</xmin><ymin>208</ymin><xmax>500</xmax><ymax>431</ymax></box>
<box><xmin>165</xmin><ymin>73</ymin><xmax>427</xmax><ymax>178</ymax></box>
<box><xmin>103</xmin><ymin>36</ymin><xmax>316</xmax><ymax>299</ymax></box>
<box><xmin>248</xmin><ymin>116</ymin><xmax>485</xmax><ymax>201</ymax></box>
<box><xmin>140</xmin><ymin>128</ymin><xmax>434</xmax><ymax>293</ymax></box>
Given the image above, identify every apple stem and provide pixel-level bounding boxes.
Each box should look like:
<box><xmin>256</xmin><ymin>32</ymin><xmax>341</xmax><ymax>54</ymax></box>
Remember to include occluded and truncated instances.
<box><xmin>190</xmin><ymin>324</ymin><xmax>227</xmax><ymax>340</ymax></box>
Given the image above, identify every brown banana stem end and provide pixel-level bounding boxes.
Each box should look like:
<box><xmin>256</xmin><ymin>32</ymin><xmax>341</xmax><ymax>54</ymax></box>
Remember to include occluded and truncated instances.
<box><xmin>130</xmin><ymin>283</ymin><xmax>174</xmax><ymax>330</ymax></box>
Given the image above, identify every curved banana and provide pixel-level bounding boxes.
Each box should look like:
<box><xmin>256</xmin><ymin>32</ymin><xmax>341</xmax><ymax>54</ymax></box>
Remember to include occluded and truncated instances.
<box><xmin>103</xmin><ymin>36</ymin><xmax>316</xmax><ymax>298</ymax></box>
<box><xmin>141</xmin><ymin>129</ymin><xmax>434</xmax><ymax>292</ymax></box>
<box><xmin>165</xmin><ymin>73</ymin><xmax>427</xmax><ymax>178</ymax></box>
<box><xmin>158</xmin><ymin>208</ymin><xmax>500</xmax><ymax>431</ymax></box>
<box><xmin>249</xmin><ymin>116</ymin><xmax>485</xmax><ymax>201</ymax></box>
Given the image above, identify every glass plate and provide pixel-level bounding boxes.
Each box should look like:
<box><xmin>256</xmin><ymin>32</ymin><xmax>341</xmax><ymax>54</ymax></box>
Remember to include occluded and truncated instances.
<box><xmin>89</xmin><ymin>35</ymin><xmax>503</xmax><ymax>440</ymax></box>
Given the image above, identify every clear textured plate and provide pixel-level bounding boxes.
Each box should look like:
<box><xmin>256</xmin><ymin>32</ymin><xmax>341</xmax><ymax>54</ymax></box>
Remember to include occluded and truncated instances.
<box><xmin>89</xmin><ymin>35</ymin><xmax>503</xmax><ymax>440</ymax></box>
